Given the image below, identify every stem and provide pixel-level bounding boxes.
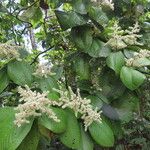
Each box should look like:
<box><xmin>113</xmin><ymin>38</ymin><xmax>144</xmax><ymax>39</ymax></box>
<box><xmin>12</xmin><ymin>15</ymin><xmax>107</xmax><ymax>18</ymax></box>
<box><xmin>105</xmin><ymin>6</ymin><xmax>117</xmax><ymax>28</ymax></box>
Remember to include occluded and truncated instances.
<box><xmin>30</xmin><ymin>46</ymin><xmax>54</xmax><ymax>65</ymax></box>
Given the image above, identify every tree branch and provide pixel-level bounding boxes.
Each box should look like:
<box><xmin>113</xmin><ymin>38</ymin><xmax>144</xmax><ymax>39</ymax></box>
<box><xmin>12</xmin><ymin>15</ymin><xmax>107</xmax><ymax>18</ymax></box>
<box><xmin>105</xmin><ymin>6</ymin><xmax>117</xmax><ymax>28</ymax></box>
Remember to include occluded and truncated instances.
<box><xmin>15</xmin><ymin>0</ymin><xmax>40</xmax><ymax>34</ymax></box>
<box><xmin>30</xmin><ymin>46</ymin><xmax>54</xmax><ymax>65</ymax></box>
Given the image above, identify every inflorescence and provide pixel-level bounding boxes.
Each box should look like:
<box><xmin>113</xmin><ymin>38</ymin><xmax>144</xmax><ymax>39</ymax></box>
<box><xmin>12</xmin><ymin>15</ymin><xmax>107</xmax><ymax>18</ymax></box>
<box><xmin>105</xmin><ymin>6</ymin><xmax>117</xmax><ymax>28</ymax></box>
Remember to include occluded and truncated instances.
<box><xmin>106</xmin><ymin>22</ymin><xmax>142</xmax><ymax>50</ymax></box>
<box><xmin>0</xmin><ymin>43</ymin><xmax>20</xmax><ymax>59</ymax></box>
<box><xmin>33</xmin><ymin>63</ymin><xmax>55</xmax><ymax>78</ymax></box>
<box><xmin>91</xmin><ymin>0</ymin><xmax>114</xmax><ymax>10</ymax></box>
<box><xmin>126</xmin><ymin>49</ymin><xmax>150</xmax><ymax>67</ymax></box>
<box><xmin>53</xmin><ymin>87</ymin><xmax>102</xmax><ymax>131</ymax></box>
<box><xmin>14</xmin><ymin>85</ymin><xmax>61</xmax><ymax>127</ymax></box>
<box><xmin>14</xmin><ymin>85</ymin><xmax>102</xmax><ymax>131</ymax></box>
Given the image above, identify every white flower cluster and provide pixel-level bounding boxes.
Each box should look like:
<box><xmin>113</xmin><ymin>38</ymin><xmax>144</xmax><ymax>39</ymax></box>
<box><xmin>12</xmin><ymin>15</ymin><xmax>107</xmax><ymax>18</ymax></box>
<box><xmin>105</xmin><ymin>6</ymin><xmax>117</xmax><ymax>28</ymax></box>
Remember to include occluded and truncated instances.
<box><xmin>14</xmin><ymin>85</ymin><xmax>102</xmax><ymax>131</ymax></box>
<box><xmin>14</xmin><ymin>85</ymin><xmax>61</xmax><ymax>127</ymax></box>
<box><xmin>33</xmin><ymin>63</ymin><xmax>55</xmax><ymax>78</ymax></box>
<box><xmin>0</xmin><ymin>43</ymin><xmax>20</xmax><ymax>59</ymax></box>
<box><xmin>54</xmin><ymin>87</ymin><xmax>102</xmax><ymax>131</ymax></box>
<box><xmin>91</xmin><ymin>0</ymin><xmax>114</xmax><ymax>10</ymax></box>
<box><xmin>126</xmin><ymin>49</ymin><xmax>150</xmax><ymax>67</ymax></box>
<box><xmin>106</xmin><ymin>22</ymin><xmax>142</xmax><ymax>50</ymax></box>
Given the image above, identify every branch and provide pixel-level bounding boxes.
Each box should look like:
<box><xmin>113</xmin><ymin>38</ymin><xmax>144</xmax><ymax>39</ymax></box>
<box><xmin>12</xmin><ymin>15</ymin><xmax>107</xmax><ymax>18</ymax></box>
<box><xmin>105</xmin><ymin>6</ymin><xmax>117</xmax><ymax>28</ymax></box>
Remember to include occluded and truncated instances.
<box><xmin>30</xmin><ymin>46</ymin><xmax>54</xmax><ymax>65</ymax></box>
<box><xmin>15</xmin><ymin>0</ymin><xmax>40</xmax><ymax>34</ymax></box>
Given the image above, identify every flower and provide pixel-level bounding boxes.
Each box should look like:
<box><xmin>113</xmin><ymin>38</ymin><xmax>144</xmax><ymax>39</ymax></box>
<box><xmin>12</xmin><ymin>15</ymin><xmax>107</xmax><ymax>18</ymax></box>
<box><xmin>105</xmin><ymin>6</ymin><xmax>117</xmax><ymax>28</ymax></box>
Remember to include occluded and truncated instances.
<box><xmin>15</xmin><ymin>85</ymin><xmax>102</xmax><ymax>131</ymax></box>
<box><xmin>0</xmin><ymin>43</ymin><xmax>20</xmax><ymax>59</ymax></box>
<box><xmin>126</xmin><ymin>49</ymin><xmax>150</xmax><ymax>67</ymax></box>
<box><xmin>14</xmin><ymin>85</ymin><xmax>60</xmax><ymax>127</ymax></box>
<box><xmin>106</xmin><ymin>22</ymin><xmax>143</xmax><ymax>50</ymax></box>
<box><xmin>54</xmin><ymin>87</ymin><xmax>102</xmax><ymax>131</ymax></box>
<box><xmin>33</xmin><ymin>63</ymin><xmax>56</xmax><ymax>78</ymax></box>
<box><xmin>91</xmin><ymin>0</ymin><xmax>114</xmax><ymax>10</ymax></box>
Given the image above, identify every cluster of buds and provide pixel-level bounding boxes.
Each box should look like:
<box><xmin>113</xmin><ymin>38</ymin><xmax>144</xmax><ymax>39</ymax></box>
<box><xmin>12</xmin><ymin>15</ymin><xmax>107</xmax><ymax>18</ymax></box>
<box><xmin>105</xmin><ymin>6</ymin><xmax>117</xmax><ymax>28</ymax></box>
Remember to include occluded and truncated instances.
<box><xmin>0</xmin><ymin>43</ymin><xmax>20</xmax><ymax>59</ymax></box>
<box><xmin>91</xmin><ymin>0</ymin><xmax>114</xmax><ymax>10</ymax></box>
<box><xmin>126</xmin><ymin>49</ymin><xmax>150</xmax><ymax>67</ymax></box>
<box><xmin>33</xmin><ymin>63</ymin><xmax>56</xmax><ymax>78</ymax></box>
<box><xmin>14</xmin><ymin>85</ymin><xmax>61</xmax><ymax>127</ymax></box>
<box><xmin>54</xmin><ymin>87</ymin><xmax>102</xmax><ymax>131</ymax></box>
<box><xmin>106</xmin><ymin>22</ymin><xmax>142</xmax><ymax>50</ymax></box>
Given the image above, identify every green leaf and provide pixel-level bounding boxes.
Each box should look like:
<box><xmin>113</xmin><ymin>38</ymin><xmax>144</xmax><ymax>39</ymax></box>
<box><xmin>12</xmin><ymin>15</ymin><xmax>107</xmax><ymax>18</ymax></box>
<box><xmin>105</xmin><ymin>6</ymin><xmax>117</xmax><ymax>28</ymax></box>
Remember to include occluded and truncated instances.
<box><xmin>99</xmin><ymin>70</ymin><xmax>126</xmax><ymax>99</ymax></box>
<box><xmin>7</xmin><ymin>60</ymin><xmax>33</xmax><ymax>86</ymax></box>
<box><xmin>38</xmin><ymin>107</ymin><xmax>67</xmax><ymax>133</ymax></box>
<box><xmin>71</xmin><ymin>25</ymin><xmax>93</xmax><ymax>51</ymax></box>
<box><xmin>37</xmin><ymin>76</ymin><xmax>59</xmax><ymax>93</ymax></box>
<box><xmin>111</xmin><ymin>91</ymin><xmax>140</xmax><ymax>123</ymax></box>
<box><xmin>74</xmin><ymin>56</ymin><xmax>90</xmax><ymax>80</ymax></box>
<box><xmin>89</xmin><ymin>120</ymin><xmax>114</xmax><ymax>147</ymax></box>
<box><xmin>55</xmin><ymin>10</ymin><xmax>87</xmax><ymax>30</ymax></box>
<box><xmin>0</xmin><ymin>107</ymin><xmax>33</xmax><ymax>150</ymax></box>
<box><xmin>88</xmin><ymin>6</ymin><xmax>109</xmax><ymax>26</ymax></box>
<box><xmin>133</xmin><ymin>58</ymin><xmax>150</xmax><ymax>67</ymax></box>
<box><xmin>0</xmin><ymin>68</ymin><xmax>9</xmax><ymax>93</ymax></box>
<box><xmin>60</xmin><ymin>110</ymin><xmax>81</xmax><ymax>149</ymax></box>
<box><xmin>120</xmin><ymin>66</ymin><xmax>146</xmax><ymax>90</ymax></box>
<box><xmin>20</xmin><ymin>0</ymin><xmax>28</xmax><ymax>6</ymax></box>
<box><xmin>87</xmin><ymin>38</ymin><xmax>111</xmax><ymax>58</ymax></box>
<box><xmin>102</xmin><ymin>104</ymin><xmax>119</xmax><ymax>120</ymax></box>
<box><xmin>31</xmin><ymin>7</ymin><xmax>43</xmax><ymax>26</ymax></box>
<box><xmin>19</xmin><ymin>6</ymin><xmax>42</xmax><ymax>24</ymax></box>
<box><xmin>114</xmin><ymin>92</ymin><xmax>139</xmax><ymax>111</ymax></box>
<box><xmin>106</xmin><ymin>51</ymin><xmax>125</xmax><ymax>74</ymax></box>
<box><xmin>17</xmin><ymin>121</ymin><xmax>40</xmax><ymax>150</ymax></box>
<box><xmin>48</xmin><ymin>0</ymin><xmax>62</xmax><ymax>8</ymax></box>
<box><xmin>86</xmin><ymin>95</ymin><xmax>103</xmax><ymax>109</ymax></box>
<box><xmin>71</xmin><ymin>0</ymin><xmax>90</xmax><ymax>14</ymax></box>
<box><xmin>52</xmin><ymin>66</ymin><xmax>64</xmax><ymax>80</ymax></box>
<box><xmin>78</xmin><ymin>124</ymin><xmax>93</xmax><ymax>150</ymax></box>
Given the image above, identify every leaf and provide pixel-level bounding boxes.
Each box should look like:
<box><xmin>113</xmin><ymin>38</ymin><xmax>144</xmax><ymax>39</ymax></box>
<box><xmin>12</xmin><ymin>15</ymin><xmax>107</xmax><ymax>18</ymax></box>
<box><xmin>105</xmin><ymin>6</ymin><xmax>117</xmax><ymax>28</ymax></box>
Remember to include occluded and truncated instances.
<box><xmin>88</xmin><ymin>6</ymin><xmax>109</xmax><ymax>26</ymax></box>
<box><xmin>7</xmin><ymin>60</ymin><xmax>33</xmax><ymax>86</ymax></box>
<box><xmin>31</xmin><ymin>7</ymin><xmax>43</xmax><ymax>26</ymax></box>
<box><xmin>78</xmin><ymin>124</ymin><xmax>93</xmax><ymax>150</ymax></box>
<box><xmin>55</xmin><ymin>10</ymin><xmax>87</xmax><ymax>30</ymax></box>
<box><xmin>112</xmin><ymin>92</ymin><xmax>139</xmax><ymax>122</ymax></box>
<box><xmin>99</xmin><ymin>70</ymin><xmax>126</xmax><ymax>99</ymax></box>
<box><xmin>48</xmin><ymin>0</ymin><xmax>62</xmax><ymax>8</ymax></box>
<box><xmin>19</xmin><ymin>6</ymin><xmax>42</xmax><ymax>25</ymax></box>
<box><xmin>37</xmin><ymin>76</ymin><xmax>59</xmax><ymax>93</ymax></box>
<box><xmin>120</xmin><ymin>66</ymin><xmax>146</xmax><ymax>90</ymax></box>
<box><xmin>71</xmin><ymin>0</ymin><xmax>90</xmax><ymax>14</ymax></box>
<box><xmin>87</xmin><ymin>38</ymin><xmax>111</xmax><ymax>58</ymax></box>
<box><xmin>0</xmin><ymin>107</ymin><xmax>33</xmax><ymax>150</ymax></box>
<box><xmin>89</xmin><ymin>120</ymin><xmax>114</xmax><ymax>147</ymax></box>
<box><xmin>0</xmin><ymin>68</ymin><xmax>9</xmax><ymax>93</ymax></box>
<box><xmin>17</xmin><ymin>121</ymin><xmax>40</xmax><ymax>150</ymax></box>
<box><xmin>102</xmin><ymin>104</ymin><xmax>119</xmax><ymax>120</ymax></box>
<box><xmin>133</xmin><ymin>58</ymin><xmax>150</xmax><ymax>67</ymax></box>
<box><xmin>86</xmin><ymin>95</ymin><xmax>103</xmax><ymax>109</ymax></box>
<box><xmin>52</xmin><ymin>66</ymin><xmax>64</xmax><ymax>80</ymax></box>
<box><xmin>20</xmin><ymin>0</ymin><xmax>28</xmax><ymax>6</ymax></box>
<box><xmin>74</xmin><ymin>56</ymin><xmax>90</xmax><ymax>80</ymax></box>
<box><xmin>38</xmin><ymin>107</ymin><xmax>67</xmax><ymax>133</ymax></box>
<box><xmin>60</xmin><ymin>110</ymin><xmax>81</xmax><ymax>149</ymax></box>
<box><xmin>71</xmin><ymin>25</ymin><xmax>93</xmax><ymax>51</ymax></box>
<box><xmin>106</xmin><ymin>51</ymin><xmax>125</xmax><ymax>74</ymax></box>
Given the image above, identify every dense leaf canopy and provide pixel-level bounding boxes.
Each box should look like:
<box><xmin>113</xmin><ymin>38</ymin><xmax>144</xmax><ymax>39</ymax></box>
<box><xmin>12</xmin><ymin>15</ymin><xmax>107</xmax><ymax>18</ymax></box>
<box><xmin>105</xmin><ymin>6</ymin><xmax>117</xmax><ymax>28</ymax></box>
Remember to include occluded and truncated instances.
<box><xmin>0</xmin><ymin>0</ymin><xmax>150</xmax><ymax>149</ymax></box>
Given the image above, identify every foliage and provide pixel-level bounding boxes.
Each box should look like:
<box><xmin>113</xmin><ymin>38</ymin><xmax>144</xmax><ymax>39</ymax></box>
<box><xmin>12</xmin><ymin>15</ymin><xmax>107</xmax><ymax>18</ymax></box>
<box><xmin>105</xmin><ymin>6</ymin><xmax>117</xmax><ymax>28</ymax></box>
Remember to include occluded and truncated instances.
<box><xmin>0</xmin><ymin>0</ymin><xmax>150</xmax><ymax>150</ymax></box>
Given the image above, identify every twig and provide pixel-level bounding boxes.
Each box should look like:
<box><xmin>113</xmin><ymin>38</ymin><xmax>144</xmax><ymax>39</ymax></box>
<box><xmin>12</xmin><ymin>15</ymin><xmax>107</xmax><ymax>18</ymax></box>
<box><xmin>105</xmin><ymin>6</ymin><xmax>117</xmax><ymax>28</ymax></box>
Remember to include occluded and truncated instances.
<box><xmin>30</xmin><ymin>46</ymin><xmax>54</xmax><ymax>65</ymax></box>
<box><xmin>15</xmin><ymin>0</ymin><xmax>40</xmax><ymax>34</ymax></box>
